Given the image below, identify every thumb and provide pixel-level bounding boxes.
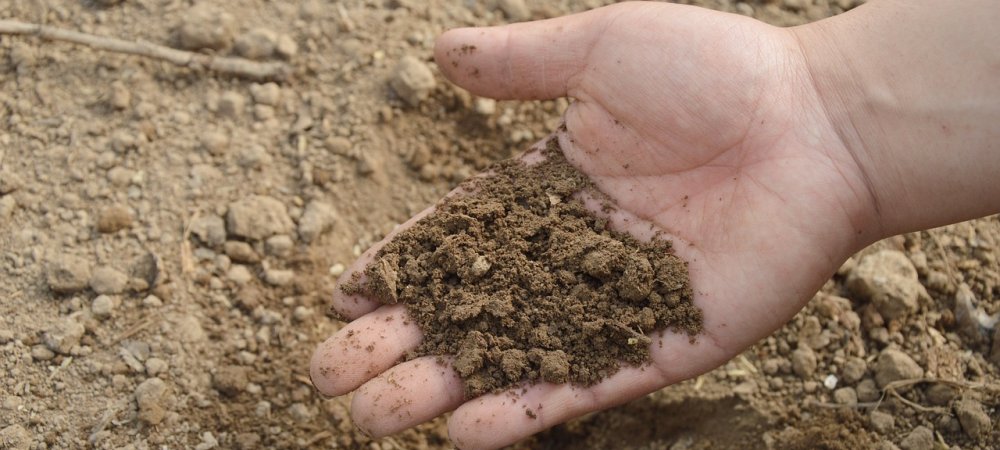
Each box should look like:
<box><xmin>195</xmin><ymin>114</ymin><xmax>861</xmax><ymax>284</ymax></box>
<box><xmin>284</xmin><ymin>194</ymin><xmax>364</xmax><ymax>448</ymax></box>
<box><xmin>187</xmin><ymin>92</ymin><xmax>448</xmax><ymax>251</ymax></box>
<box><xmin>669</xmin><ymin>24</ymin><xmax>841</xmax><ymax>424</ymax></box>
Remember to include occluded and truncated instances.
<box><xmin>434</xmin><ymin>5</ymin><xmax>616</xmax><ymax>101</ymax></box>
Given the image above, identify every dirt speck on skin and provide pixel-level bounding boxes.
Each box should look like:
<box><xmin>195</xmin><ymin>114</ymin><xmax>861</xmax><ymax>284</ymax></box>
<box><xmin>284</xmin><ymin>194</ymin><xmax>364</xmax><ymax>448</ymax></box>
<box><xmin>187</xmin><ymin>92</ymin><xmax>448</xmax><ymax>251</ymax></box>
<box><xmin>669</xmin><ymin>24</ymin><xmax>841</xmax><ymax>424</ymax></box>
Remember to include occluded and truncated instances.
<box><xmin>344</xmin><ymin>138</ymin><xmax>702</xmax><ymax>397</ymax></box>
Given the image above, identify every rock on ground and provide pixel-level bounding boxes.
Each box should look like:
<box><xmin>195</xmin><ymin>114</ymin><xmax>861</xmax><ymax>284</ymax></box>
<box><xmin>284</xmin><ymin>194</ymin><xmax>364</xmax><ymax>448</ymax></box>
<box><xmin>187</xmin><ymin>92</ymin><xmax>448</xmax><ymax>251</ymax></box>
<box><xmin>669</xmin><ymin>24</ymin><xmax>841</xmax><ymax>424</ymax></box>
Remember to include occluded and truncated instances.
<box><xmin>0</xmin><ymin>424</ymin><xmax>32</xmax><ymax>450</ymax></box>
<box><xmin>213</xmin><ymin>366</ymin><xmax>250</xmax><ymax>397</ymax></box>
<box><xmin>297</xmin><ymin>201</ymin><xmax>336</xmax><ymax>243</ymax></box>
<box><xmin>226</xmin><ymin>195</ymin><xmax>294</xmax><ymax>241</ymax></box>
<box><xmin>899</xmin><ymin>426</ymin><xmax>934</xmax><ymax>450</ymax></box>
<box><xmin>90</xmin><ymin>266</ymin><xmax>129</xmax><ymax>295</ymax></box>
<box><xmin>390</xmin><ymin>56</ymin><xmax>436</xmax><ymax>107</ymax></box>
<box><xmin>135</xmin><ymin>378</ymin><xmax>172</xmax><ymax>425</ymax></box>
<box><xmin>190</xmin><ymin>215</ymin><xmax>227</xmax><ymax>247</ymax></box>
<box><xmin>43</xmin><ymin>318</ymin><xmax>85</xmax><ymax>354</ymax></box>
<box><xmin>791</xmin><ymin>346</ymin><xmax>817</xmax><ymax>378</ymax></box>
<box><xmin>95</xmin><ymin>204</ymin><xmax>133</xmax><ymax>233</ymax></box>
<box><xmin>175</xmin><ymin>5</ymin><xmax>235</xmax><ymax>50</ymax></box>
<box><xmin>47</xmin><ymin>255</ymin><xmax>92</xmax><ymax>294</ymax></box>
<box><xmin>234</xmin><ymin>28</ymin><xmax>278</xmax><ymax>60</ymax></box>
<box><xmin>954</xmin><ymin>397</ymin><xmax>992</xmax><ymax>440</ymax></box>
<box><xmin>874</xmin><ymin>348</ymin><xmax>924</xmax><ymax>388</ymax></box>
<box><xmin>847</xmin><ymin>250</ymin><xmax>929</xmax><ymax>320</ymax></box>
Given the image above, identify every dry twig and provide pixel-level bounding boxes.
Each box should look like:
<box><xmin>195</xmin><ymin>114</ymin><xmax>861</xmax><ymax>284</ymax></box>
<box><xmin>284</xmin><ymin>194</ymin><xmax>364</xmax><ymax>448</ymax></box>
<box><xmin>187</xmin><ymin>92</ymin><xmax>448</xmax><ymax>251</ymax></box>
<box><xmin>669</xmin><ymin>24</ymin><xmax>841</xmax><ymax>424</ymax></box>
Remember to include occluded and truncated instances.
<box><xmin>0</xmin><ymin>19</ymin><xmax>291</xmax><ymax>81</ymax></box>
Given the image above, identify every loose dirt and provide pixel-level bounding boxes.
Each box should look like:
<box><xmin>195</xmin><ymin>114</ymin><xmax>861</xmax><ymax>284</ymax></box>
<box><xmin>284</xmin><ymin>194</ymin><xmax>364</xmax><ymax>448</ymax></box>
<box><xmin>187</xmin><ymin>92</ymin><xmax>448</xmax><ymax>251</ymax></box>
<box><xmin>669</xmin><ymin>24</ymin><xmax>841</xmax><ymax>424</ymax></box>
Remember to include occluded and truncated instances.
<box><xmin>344</xmin><ymin>138</ymin><xmax>701</xmax><ymax>397</ymax></box>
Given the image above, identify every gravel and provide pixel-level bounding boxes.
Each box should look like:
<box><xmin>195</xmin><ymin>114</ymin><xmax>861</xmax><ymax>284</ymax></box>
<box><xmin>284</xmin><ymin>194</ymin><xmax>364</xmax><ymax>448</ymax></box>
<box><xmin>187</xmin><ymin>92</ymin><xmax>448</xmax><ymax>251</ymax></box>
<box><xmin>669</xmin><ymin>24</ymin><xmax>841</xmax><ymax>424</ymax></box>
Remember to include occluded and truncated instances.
<box><xmin>389</xmin><ymin>56</ymin><xmax>437</xmax><ymax>107</ymax></box>
<box><xmin>226</xmin><ymin>195</ymin><xmax>294</xmax><ymax>241</ymax></box>
<box><xmin>847</xmin><ymin>250</ymin><xmax>928</xmax><ymax>320</ymax></box>
<box><xmin>135</xmin><ymin>378</ymin><xmax>171</xmax><ymax>425</ymax></box>
<box><xmin>873</xmin><ymin>348</ymin><xmax>924</xmax><ymax>388</ymax></box>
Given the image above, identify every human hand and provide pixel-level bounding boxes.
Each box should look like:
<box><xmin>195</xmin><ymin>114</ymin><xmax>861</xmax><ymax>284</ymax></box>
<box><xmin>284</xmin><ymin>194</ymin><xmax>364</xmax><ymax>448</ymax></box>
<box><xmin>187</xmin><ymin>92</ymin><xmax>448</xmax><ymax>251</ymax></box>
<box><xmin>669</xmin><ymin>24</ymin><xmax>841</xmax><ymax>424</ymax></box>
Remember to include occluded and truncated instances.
<box><xmin>311</xmin><ymin>2</ymin><xmax>878</xmax><ymax>448</ymax></box>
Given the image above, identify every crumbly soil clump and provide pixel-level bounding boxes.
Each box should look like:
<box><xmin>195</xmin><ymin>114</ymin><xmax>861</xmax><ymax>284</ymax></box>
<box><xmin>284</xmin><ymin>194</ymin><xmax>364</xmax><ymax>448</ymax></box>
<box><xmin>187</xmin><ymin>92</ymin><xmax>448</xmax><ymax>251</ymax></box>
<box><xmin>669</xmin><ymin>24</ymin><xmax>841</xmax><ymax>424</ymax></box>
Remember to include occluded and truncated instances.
<box><xmin>343</xmin><ymin>138</ymin><xmax>702</xmax><ymax>397</ymax></box>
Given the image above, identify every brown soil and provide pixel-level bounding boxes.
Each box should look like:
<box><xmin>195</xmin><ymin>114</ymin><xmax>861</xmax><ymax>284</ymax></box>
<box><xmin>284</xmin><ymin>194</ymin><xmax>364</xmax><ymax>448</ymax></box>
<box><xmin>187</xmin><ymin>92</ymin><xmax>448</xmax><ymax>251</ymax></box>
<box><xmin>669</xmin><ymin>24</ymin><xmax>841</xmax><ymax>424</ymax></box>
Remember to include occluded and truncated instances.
<box><xmin>2</xmin><ymin>1</ymin><xmax>999</xmax><ymax>449</ymax></box>
<box><xmin>344</xmin><ymin>138</ymin><xmax>701</xmax><ymax>397</ymax></box>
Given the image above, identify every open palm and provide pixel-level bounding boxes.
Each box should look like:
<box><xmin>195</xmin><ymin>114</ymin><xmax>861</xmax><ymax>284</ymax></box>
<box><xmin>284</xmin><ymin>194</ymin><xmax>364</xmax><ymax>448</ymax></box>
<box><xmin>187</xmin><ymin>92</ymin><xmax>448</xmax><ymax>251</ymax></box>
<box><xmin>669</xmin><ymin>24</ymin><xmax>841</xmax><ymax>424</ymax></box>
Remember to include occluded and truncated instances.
<box><xmin>312</xmin><ymin>3</ymin><xmax>877</xmax><ymax>449</ymax></box>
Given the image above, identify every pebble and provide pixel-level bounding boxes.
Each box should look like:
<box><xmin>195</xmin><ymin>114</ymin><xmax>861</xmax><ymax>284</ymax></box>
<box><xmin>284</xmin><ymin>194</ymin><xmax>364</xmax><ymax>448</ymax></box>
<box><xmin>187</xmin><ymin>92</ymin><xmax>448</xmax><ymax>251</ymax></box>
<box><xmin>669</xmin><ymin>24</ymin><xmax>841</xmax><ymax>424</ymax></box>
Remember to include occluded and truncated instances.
<box><xmin>292</xmin><ymin>306</ymin><xmax>312</xmax><ymax>322</ymax></box>
<box><xmin>288</xmin><ymin>403</ymin><xmax>314</xmax><ymax>422</ymax></box>
<box><xmin>224</xmin><ymin>241</ymin><xmax>260</xmax><ymax>263</ymax></box>
<box><xmin>90</xmin><ymin>266</ymin><xmax>129</xmax><ymax>295</ymax></box>
<box><xmin>216</xmin><ymin>91</ymin><xmax>246</xmax><ymax>118</ymax></box>
<box><xmin>135</xmin><ymin>378</ymin><xmax>171</xmax><ymax>425</ymax></box>
<box><xmin>96</xmin><ymin>204</ymin><xmax>133</xmax><ymax>233</ymax></box>
<box><xmin>925</xmin><ymin>383</ymin><xmax>957</xmax><ymax>406</ymax></box>
<box><xmin>389</xmin><ymin>56</ymin><xmax>437</xmax><ymax>107</ymax></box>
<box><xmin>841</xmin><ymin>357</ymin><xmax>867</xmax><ymax>384</ymax></box>
<box><xmin>145</xmin><ymin>357</ymin><xmax>168</xmax><ymax>376</ymax></box>
<box><xmin>0</xmin><ymin>171</ymin><xmax>22</xmax><ymax>194</ymax></box>
<box><xmin>142</xmin><ymin>294</ymin><xmax>163</xmax><ymax>308</ymax></box>
<box><xmin>213</xmin><ymin>366</ymin><xmax>250</xmax><ymax>396</ymax></box>
<box><xmin>0</xmin><ymin>424</ymin><xmax>31</xmax><ymax>450</ymax></box>
<box><xmin>790</xmin><ymin>346</ymin><xmax>817</xmax><ymax>378</ymax></box>
<box><xmin>172</xmin><ymin>315</ymin><xmax>206</xmax><ymax>343</ymax></box>
<box><xmin>847</xmin><ymin>250</ymin><xmax>928</xmax><ymax>320</ymax></box>
<box><xmin>255</xmin><ymin>400</ymin><xmax>271</xmax><ymax>417</ymax></box>
<box><xmin>954</xmin><ymin>397</ymin><xmax>992</xmax><ymax>440</ymax></box>
<box><xmin>264</xmin><ymin>235</ymin><xmax>294</xmax><ymax>257</ymax></box>
<box><xmin>176</xmin><ymin>5</ymin><xmax>235</xmax><ymax>50</ymax></box>
<box><xmin>298</xmin><ymin>201</ymin><xmax>337</xmax><ymax>243</ymax></box>
<box><xmin>328</xmin><ymin>263</ymin><xmax>346</xmax><ymax>276</ymax></box>
<box><xmin>227</xmin><ymin>265</ymin><xmax>254</xmax><ymax>285</ymax></box>
<box><xmin>325</xmin><ymin>137</ymin><xmax>352</xmax><ymax>156</ymax></box>
<box><xmin>31</xmin><ymin>345</ymin><xmax>56</xmax><ymax>361</ymax></box>
<box><xmin>275</xmin><ymin>34</ymin><xmax>298</xmax><ymax>59</ymax></box>
<box><xmin>899</xmin><ymin>426</ymin><xmax>934</xmax><ymax>450</ymax></box>
<box><xmin>91</xmin><ymin>294</ymin><xmax>114</xmax><ymax>318</ymax></box>
<box><xmin>234</xmin><ymin>28</ymin><xmax>278</xmax><ymax>60</ymax></box>
<box><xmin>869</xmin><ymin>410</ymin><xmax>895</xmax><ymax>434</ymax></box>
<box><xmin>0</xmin><ymin>196</ymin><xmax>16</xmax><ymax>222</ymax></box>
<box><xmin>201</xmin><ymin>131</ymin><xmax>230</xmax><ymax>156</ymax></box>
<box><xmin>473</xmin><ymin>97</ymin><xmax>497</xmax><ymax>116</ymax></box>
<box><xmin>43</xmin><ymin>317</ymin><xmax>85</xmax><ymax>354</ymax></box>
<box><xmin>874</xmin><ymin>348</ymin><xmax>924</xmax><ymax>388</ymax></box>
<box><xmin>498</xmin><ymin>0</ymin><xmax>531</xmax><ymax>21</ymax></box>
<box><xmin>856</xmin><ymin>378</ymin><xmax>880</xmax><ymax>402</ymax></box>
<box><xmin>109</xmin><ymin>81</ymin><xmax>131</xmax><ymax>110</ymax></box>
<box><xmin>263</xmin><ymin>268</ymin><xmax>294</xmax><ymax>286</ymax></box>
<box><xmin>238</xmin><ymin>144</ymin><xmax>273</xmax><ymax>169</ymax></box>
<box><xmin>0</xmin><ymin>329</ymin><xmax>13</xmax><ymax>344</ymax></box>
<box><xmin>833</xmin><ymin>387</ymin><xmax>857</xmax><ymax>405</ymax></box>
<box><xmin>226</xmin><ymin>195</ymin><xmax>294</xmax><ymax>240</ymax></box>
<box><xmin>249</xmin><ymin>83</ymin><xmax>281</xmax><ymax>106</ymax></box>
<box><xmin>47</xmin><ymin>255</ymin><xmax>92</xmax><ymax>294</ymax></box>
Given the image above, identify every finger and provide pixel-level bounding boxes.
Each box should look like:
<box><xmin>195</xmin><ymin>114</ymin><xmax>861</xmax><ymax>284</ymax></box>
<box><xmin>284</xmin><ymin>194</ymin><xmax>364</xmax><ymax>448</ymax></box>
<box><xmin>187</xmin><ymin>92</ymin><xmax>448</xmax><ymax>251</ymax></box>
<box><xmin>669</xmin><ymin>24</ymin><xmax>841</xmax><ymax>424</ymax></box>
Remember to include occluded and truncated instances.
<box><xmin>447</xmin><ymin>331</ymin><xmax>729</xmax><ymax>450</ymax></box>
<box><xmin>434</xmin><ymin>5</ymin><xmax>620</xmax><ymax>100</ymax></box>
<box><xmin>310</xmin><ymin>304</ymin><xmax>422</xmax><ymax>396</ymax></box>
<box><xmin>332</xmin><ymin>207</ymin><xmax>436</xmax><ymax>320</ymax></box>
<box><xmin>350</xmin><ymin>356</ymin><xmax>466</xmax><ymax>438</ymax></box>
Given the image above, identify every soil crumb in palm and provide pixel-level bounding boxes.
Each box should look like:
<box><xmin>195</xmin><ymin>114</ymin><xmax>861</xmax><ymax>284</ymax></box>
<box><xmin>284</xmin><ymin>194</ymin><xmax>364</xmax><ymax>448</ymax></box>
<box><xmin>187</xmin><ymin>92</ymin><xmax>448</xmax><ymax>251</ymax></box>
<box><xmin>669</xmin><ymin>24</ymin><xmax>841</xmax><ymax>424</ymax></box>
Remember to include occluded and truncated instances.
<box><xmin>342</xmin><ymin>137</ymin><xmax>702</xmax><ymax>398</ymax></box>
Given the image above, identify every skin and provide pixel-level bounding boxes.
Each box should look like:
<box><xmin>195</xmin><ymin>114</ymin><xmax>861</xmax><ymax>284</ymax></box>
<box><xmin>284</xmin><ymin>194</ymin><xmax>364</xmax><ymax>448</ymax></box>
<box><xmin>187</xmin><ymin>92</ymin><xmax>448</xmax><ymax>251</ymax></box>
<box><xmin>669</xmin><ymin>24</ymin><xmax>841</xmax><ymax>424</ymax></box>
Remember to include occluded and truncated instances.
<box><xmin>311</xmin><ymin>1</ymin><xmax>1000</xmax><ymax>448</ymax></box>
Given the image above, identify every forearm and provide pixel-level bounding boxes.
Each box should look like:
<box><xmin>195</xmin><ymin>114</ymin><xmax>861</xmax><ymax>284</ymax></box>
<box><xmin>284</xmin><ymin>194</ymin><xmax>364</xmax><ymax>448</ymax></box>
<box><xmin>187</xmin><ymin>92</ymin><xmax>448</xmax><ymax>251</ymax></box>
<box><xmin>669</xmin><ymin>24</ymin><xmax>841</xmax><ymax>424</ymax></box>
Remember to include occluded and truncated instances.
<box><xmin>792</xmin><ymin>0</ymin><xmax>1000</xmax><ymax>239</ymax></box>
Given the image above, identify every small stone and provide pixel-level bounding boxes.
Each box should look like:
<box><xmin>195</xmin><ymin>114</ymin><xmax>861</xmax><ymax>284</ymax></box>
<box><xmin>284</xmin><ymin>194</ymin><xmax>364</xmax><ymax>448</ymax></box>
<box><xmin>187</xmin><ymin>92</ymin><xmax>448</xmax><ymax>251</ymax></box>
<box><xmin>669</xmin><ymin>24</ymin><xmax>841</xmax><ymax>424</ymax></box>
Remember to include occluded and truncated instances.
<box><xmin>234</xmin><ymin>432</ymin><xmax>261</xmax><ymax>450</ymax></box>
<box><xmin>298</xmin><ymin>201</ymin><xmax>336</xmax><ymax>244</ymax></box>
<box><xmin>217</xmin><ymin>91</ymin><xmax>245</xmax><ymax>118</ymax></box>
<box><xmin>833</xmin><ymin>387</ymin><xmax>857</xmax><ymax>405</ymax></box>
<box><xmin>145</xmin><ymin>357</ymin><xmax>168</xmax><ymax>376</ymax></box>
<box><xmin>172</xmin><ymin>315</ymin><xmax>206</xmax><ymax>343</ymax></box>
<box><xmin>287</xmin><ymin>403</ymin><xmax>313</xmax><ymax>422</ymax></box>
<box><xmin>47</xmin><ymin>255</ymin><xmax>92</xmax><ymax>294</ymax></box>
<box><xmin>292</xmin><ymin>306</ymin><xmax>312</xmax><ymax>322</ymax></box>
<box><xmin>0</xmin><ymin>171</ymin><xmax>24</xmax><ymax>195</ymax></box>
<box><xmin>109</xmin><ymin>81</ymin><xmax>131</xmax><ymax>110</ymax></box>
<box><xmin>874</xmin><ymin>348</ymin><xmax>924</xmax><ymax>388</ymax></box>
<box><xmin>31</xmin><ymin>345</ymin><xmax>55</xmax><ymax>361</ymax></box>
<box><xmin>227</xmin><ymin>265</ymin><xmax>254</xmax><ymax>285</ymax></box>
<box><xmin>249</xmin><ymin>83</ymin><xmax>281</xmax><ymax>106</ymax></box>
<box><xmin>498</xmin><ymin>0</ymin><xmax>531</xmax><ymax>21</ymax></box>
<box><xmin>238</xmin><ymin>145</ymin><xmax>273</xmax><ymax>169</ymax></box>
<box><xmin>275</xmin><ymin>34</ymin><xmax>298</xmax><ymax>59</ymax></box>
<box><xmin>0</xmin><ymin>196</ymin><xmax>16</xmax><ymax>221</ymax></box>
<box><xmin>389</xmin><ymin>56</ymin><xmax>436</xmax><ymax>107</ymax></box>
<box><xmin>847</xmin><ymin>250</ymin><xmax>928</xmax><ymax>320</ymax></box>
<box><xmin>925</xmin><ymin>383</ymin><xmax>957</xmax><ymax>406</ymax></box>
<box><xmin>176</xmin><ymin>5</ymin><xmax>235</xmax><ymax>50</ymax></box>
<box><xmin>841</xmin><ymin>357</ymin><xmax>867</xmax><ymax>384</ymax></box>
<box><xmin>791</xmin><ymin>346</ymin><xmax>817</xmax><ymax>378</ymax></box>
<box><xmin>234</xmin><ymin>28</ymin><xmax>278</xmax><ymax>60</ymax></box>
<box><xmin>0</xmin><ymin>424</ymin><xmax>32</xmax><ymax>450</ymax></box>
<box><xmin>91</xmin><ymin>295</ymin><xmax>114</xmax><ymax>318</ymax></box>
<box><xmin>857</xmin><ymin>378</ymin><xmax>880</xmax><ymax>402</ymax></box>
<box><xmin>43</xmin><ymin>318</ymin><xmax>85</xmax><ymax>354</ymax></box>
<box><xmin>329</xmin><ymin>263</ymin><xmax>346</xmax><ymax>276</ymax></box>
<box><xmin>325</xmin><ymin>137</ymin><xmax>352</xmax><ymax>156</ymax></box>
<box><xmin>90</xmin><ymin>266</ymin><xmax>129</xmax><ymax>295</ymax></box>
<box><xmin>473</xmin><ymin>97</ymin><xmax>496</xmax><ymax>116</ymax></box>
<box><xmin>263</xmin><ymin>268</ymin><xmax>294</xmax><ymax>286</ymax></box>
<box><xmin>0</xmin><ymin>329</ymin><xmax>13</xmax><ymax>344</ymax></box>
<box><xmin>226</xmin><ymin>195</ymin><xmax>294</xmax><ymax>240</ymax></box>
<box><xmin>143</xmin><ymin>294</ymin><xmax>163</xmax><ymax>308</ymax></box>
<box><xmin>823</xmin><ymin>374</ymin><xmax>839</xmax><ymax>390</ymax></box>
<box><xmin>213</xmin><ymin>366</ymin><xmax>250</xmax><ymax>396</ymax></box>
<box><xmin>253</xmin><ymin>105</ymin><xmax>275</xmax><ymax>121</ymax></box>
<box><xmin>264</xmin><ymin>235</ymin><xmax>294</xmax><ymax>257</ymax></box>
<box><xmin>135</xmin><ymin>378</ymin><xmax>172</xmax><ymax>425</ymax></box>
<box><xmin>899</xmin><ymin>426</ymin><xmax>934</xmax><ymax>450</ymax></box>
<box><xmin>201</xmin><ymin>131</ymin><xmax>230</xmax><ymax>156</ymax></box>
<box><xmin>539</xmin><ymin>350</ymin><xmax>569</xmax><ymax>383</ymax></box>
<box><xmin>869</xmin><ymin>410</ymin><xmax>895</xmax><ymax>434</ymax></box>
<box><xmin>954</xmin><ymin>397</ymin><xmax>992</xmax><ymax>440</ymax></box>
<box><xmin>96</xmin><ymin>204</ymin><xmax>133</xmax><ymax>233</ymax></box>
<box><xmin>224</xmin><ymin>241</ymin><xmax>260</xmax><ymax>263</ymax></box>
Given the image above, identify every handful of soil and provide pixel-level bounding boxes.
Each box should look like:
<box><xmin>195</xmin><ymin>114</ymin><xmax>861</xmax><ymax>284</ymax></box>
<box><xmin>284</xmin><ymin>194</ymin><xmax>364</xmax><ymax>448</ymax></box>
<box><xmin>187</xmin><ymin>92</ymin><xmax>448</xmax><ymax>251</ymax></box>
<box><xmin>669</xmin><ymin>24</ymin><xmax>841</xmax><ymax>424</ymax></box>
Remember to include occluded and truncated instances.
<box><xmin>342</xmin><ymin>138</ymin><xmax>702</xmax><ymax>398</ymax></box>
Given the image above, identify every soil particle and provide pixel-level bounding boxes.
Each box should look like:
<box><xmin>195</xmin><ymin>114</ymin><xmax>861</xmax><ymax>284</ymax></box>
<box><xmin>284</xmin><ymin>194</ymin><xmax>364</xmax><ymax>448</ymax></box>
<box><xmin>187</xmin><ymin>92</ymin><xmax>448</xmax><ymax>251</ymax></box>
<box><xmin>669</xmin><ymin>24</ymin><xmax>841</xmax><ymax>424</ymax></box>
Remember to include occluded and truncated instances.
<box><xmin>226</xmin><ymin>195</ymin><xmax>294</xmax><ymax>241</ymax></box>
<box><xmin>873</xmin><ymin>348</ymin><xmax>924</xmax><ymax>389</ymax></box>
<box><xmin>200</xmin><ymin>130</ymin><xmax>230</xmax><ymax>156</ymax></box>
<box><xmin>390</xmin><ymin>56</ymin><xmax>437</xmax><ymax>107</ymax></box>
<box><xmin>847</xmin><ymin>250</ymin><xmax>928</xmax><ymax>320</ymax></box>
<box><xmin>791</xmin><ymin>346</ymin><xmax>818</xmax><ymax>378</ymax></box>
<box><xmin>96</xmin><ymin>204</ymin><xmax>133</xmax><ymax>233</ymax></box>
<box><xmin>135</xmin><ymin>378</ymin><xmax>172</xmax><ymax>425</ymax></box>
<box><xmin>224</xmin><ymin>241</ymin><xmax>260</xmax><ymax>263</ymax></box>
<box><xmin>344</xmin><ymin>139</ymin><xmax>701</xmax><ymax>397</ymax></box>
<box><xmin>298</xmin><ymin>201</ymin><xmax>337</xmax><ymax>243</ymax></box>
<box><xmin>899</xmin><ymin>425</ymin><xmax>934</xmax><ymax>450</ymax></box>
<box><xmin>840</xmin><ymin>356</ymin><xmax>867</xmax><ymax>384</ymax></box>
<box><xmin>90</xmin><ymin>266</ymin><xmax>129</xmax><ymax>295</ymax></box>
<box><xmin>216</xmin><ymin>91</ymin><xmax>246</xmax><ymax>119</ymax></box>
<box><xmin>249</xmin><ymin>82</ymin><xmax>282</xmax><ymax>107</ymax></box>
<box><xmin>47</xmin><ymin>255</ymin><xmax>92</xmax><ymax>294</ymax></box>
<box><xmin>234</xmin><ymin>28</ymin><xmax>279</xmax><ymax>60</ymax></box>
<box><xmin>832</xmin><ymin>387</ymin><xmax>857</xmax><ymax>405</ymax></box>
<box><xmin>0</xmin><ymin>196</ymin><xmax>16</xmax><ymax>222</ymax></box>
<box><xmin>91</xmin><ymin>295</ymin><xmax>114</xmax><ymax>319</ymax></box>
<box><xmin>171</xmin><ymin>315</ymin><xmax>206</xmax><ymax>343</ymax></box>
<box><xmin>213</xmin><ymin>366</ymin><xmax>250</xmax><ymax>397</ymax></box>
<box><xmin>0</xmin><ymin>170</ymin><xmax>23</xmax><ymax>194</ymax></box>
<box><xmin>924</xmin><ymin>383</ymin><xmax>957</xmax><ymax>406</ymax></box>
<box><xmin>0</xmin><ymin>424</ymin><xmax>31</xmax><ymax>450</ymax></box>
<box><xmin>264</xmin><ymin>234</ymin><xmax>294</xmax><ymax>257</ymax></box>
<box><xmin>953</xmin><ymin>397</ymin><xmax>992</xmax><ymax>440</ymax></box>
<box><xmin>498</xmin><ymin>0</ymin><xmax>531</xmax><ymax>21</ymax></box>
<box><xmin>857</xmin><ymin>379</ymin><xmax>880</xmax><ymax>403</ymax></box>
<box><xmin>43</xmin><ymin>318</ymin><xmax>85</xmax><ymax>355</ymax></box>
<box><xmin>175</xmin><ymin>4</ymin><xmax>236</xmax><ymax>51</ymax></box>
<box><xmin>869</xmin><ymin>410</ymin><xmax>895</xmax><ymax>434</ymax></box>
